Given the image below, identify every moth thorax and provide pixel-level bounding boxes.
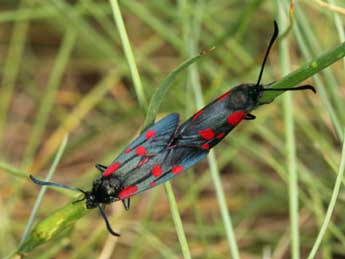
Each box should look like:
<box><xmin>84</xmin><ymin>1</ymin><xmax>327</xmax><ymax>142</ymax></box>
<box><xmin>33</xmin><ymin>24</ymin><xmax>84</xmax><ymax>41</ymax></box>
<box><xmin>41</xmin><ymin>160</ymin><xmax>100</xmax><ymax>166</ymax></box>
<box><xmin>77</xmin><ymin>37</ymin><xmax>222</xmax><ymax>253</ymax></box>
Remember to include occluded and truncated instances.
<box><xmin>226</xmin><ymin>84</ymin><xmax>262</xmax><ymax>111</ymax></box>
<box><xmin>92</xmin><ymin>176</ymin><xmax>122</xmax><ymax>204</ymax></box>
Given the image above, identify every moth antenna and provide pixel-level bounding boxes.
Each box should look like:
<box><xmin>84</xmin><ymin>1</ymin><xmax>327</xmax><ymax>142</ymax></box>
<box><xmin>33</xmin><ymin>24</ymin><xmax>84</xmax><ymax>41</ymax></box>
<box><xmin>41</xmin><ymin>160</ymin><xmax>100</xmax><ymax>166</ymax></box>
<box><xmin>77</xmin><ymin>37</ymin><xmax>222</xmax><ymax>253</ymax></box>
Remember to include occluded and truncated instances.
<box><xmin>97</xmin><ymin>205</ymin><xmax>120</xmax><ymax>236</ymax></box>
<box><xmin>30</xmin><ymin>175</ymin><xmax>87</xmax><ymax>194</ymax></box>
<box><xmin>256</xmin><ymin>21</ymin><xmax>279</xmax><ymax>86</ymax></box>
<box><xmin>262</xmin><ymin>84</ymin><xmax>316</xmax><ymax>93</ymax></box>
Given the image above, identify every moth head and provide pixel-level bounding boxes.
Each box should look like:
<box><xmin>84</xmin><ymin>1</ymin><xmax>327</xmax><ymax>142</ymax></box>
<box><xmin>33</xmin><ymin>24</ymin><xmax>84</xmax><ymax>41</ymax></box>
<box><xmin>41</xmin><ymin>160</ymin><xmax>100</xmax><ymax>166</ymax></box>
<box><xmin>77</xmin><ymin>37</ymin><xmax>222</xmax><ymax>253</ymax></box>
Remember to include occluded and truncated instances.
<box><xmin>89</xmin><ymin>176</ymin><xmax>122</xmax><ymax>205</ymax></box>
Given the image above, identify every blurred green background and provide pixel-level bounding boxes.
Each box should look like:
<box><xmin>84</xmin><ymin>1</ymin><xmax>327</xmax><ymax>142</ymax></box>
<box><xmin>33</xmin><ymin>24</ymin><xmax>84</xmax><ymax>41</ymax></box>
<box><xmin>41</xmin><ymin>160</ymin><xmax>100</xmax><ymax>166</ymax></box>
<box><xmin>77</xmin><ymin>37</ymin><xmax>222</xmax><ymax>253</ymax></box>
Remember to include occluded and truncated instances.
<box><xmin>0</xmin><ymin>0</ymin><xmax>345</xmax><ymax>258</ymax></box>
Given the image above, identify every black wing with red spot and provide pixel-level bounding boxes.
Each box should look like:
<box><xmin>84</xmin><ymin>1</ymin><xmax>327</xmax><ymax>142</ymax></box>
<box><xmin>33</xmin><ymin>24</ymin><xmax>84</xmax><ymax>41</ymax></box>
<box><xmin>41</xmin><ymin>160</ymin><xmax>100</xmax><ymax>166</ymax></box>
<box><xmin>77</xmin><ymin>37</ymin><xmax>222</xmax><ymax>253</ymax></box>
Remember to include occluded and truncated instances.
<box><xmin>102</xmin><ymin>113</ymin><xmax>179</xmax><ymax>177</ymax></box>
<box><xmin>106</xmin><ymin>85</ymin><xmax>261</xmax><ymax>200</ymax></box>
<box><xmin>174</xmin><ymin>87</ymin><xmax>250</xmax><ymax>150</ymax></box>
<box><xmin>117</xmin><ymin>146</ymin><xmax>209</xmax><ymax>199</ymax></box>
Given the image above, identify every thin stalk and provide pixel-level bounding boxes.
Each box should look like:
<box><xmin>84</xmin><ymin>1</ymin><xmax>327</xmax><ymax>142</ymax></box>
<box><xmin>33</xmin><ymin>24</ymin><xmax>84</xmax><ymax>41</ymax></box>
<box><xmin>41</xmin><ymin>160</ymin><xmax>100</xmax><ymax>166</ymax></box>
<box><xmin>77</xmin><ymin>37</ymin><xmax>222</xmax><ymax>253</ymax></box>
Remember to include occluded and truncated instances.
<box><xmin>277</xmin><ymin>4</ymin><xmax>300</xmax><ymax>259</ymax></box>
<box><xmin>327</xmin><ymin>0</ymin><xmax>345</xmax><ymax>71</ymax></box>
<box><xmin>164</xmin><ymin>183</ymin><xmax>191</xmax><ymax>259</ymax></box>
<box><xmin>259</xmin><ymin>41</ymin><xmax>345</xmax><ymax>104</ymax></box>
<box><xmin>22</xmin><ymin>28</ymin><xmax>76</xmax><ymax>168</ymax></box>
<box><xmin>109</xmin><ymin>0</ymin><xmax>147</xmax><ymax>109</ymax></box>
<box><xmin>31</xmin><ymin>71</ymin><xmax>119</xmax><ymax>173</ymax></box>
<box><xmin>207</xmin><ymin>152</ymin><xmax>240</xmax><ymax>259</ymax></box>
<box><xmin>108</xmin><ymin>1</ymin><xmax>191</xmax><ymax>256</ymax></box>
<box><xmin>0</xmin><ymin>162</ymin><xmax>27</xmax><ymax>178</ymax></box>
<box><xmin>181</xmin><ymin>0</ymin><xmax>240</xmax><ymax>258</ymax></box>
<box><xmin>307</xmin><ymin>129</ymin><xmax>345</xmax><ymax>259</ymax></box>
<box><xmin>0</xmin><ymin>0</ymin><xmax>29</xmax><ymax>146</ymax></box>
<box><xmin>20</xmin><ymin>135</ymin><xmax>69</xmax><ymax>246</ymax></box>
<box><xmin>48</xmin><ymin>0</ymin><xmax>120</xmax><ymax>62</ymax></box>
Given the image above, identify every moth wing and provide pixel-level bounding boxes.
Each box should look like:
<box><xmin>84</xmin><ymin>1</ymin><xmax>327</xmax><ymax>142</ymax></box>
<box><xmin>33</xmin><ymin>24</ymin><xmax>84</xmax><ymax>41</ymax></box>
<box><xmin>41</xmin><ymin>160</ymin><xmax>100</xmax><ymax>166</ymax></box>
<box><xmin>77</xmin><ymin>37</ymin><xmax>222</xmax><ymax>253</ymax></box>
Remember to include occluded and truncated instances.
<box><xmin>174</xmin><ymin>90</ymin><xmax>245</xmax><ymax>149</ymax></box>
<box><xmin>102</xmin><ymin>113</ymin><xmax>179</xmax><ymax>177</ymax></box>
<box><xmin>118</xmin><ymin>147</ymin><xmax>209</xmax><ymax>198</ymax></box>
<box><xmin>153</xmin><ymin>147</ymin><xmax>209</xmax><ymax>186</ymax></box>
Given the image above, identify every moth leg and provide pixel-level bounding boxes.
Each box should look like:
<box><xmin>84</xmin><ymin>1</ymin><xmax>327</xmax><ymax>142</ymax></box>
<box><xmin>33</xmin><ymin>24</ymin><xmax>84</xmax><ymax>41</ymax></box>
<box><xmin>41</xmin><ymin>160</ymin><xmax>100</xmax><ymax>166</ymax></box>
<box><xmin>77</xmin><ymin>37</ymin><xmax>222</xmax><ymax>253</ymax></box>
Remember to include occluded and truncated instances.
<box><xmin>95</xmin><ymin>163</ymin><xmax>107</xmax><ymax>173</ymax></box>
<box><xmin>122</xmin><ymin>198</ymin><xmax>130</xmax><ymax>210</ymax></box>
<box><xmin>245</xmin><ymin>113</ymin><xmax>256</xmax><ymax>120</ymax></box>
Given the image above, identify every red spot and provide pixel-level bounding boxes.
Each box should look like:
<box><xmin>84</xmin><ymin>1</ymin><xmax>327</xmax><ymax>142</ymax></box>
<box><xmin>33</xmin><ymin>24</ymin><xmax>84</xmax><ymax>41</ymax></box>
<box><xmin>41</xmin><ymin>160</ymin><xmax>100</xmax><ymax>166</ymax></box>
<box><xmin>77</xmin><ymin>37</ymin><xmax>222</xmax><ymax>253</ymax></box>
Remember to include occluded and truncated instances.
<box><xmin>149</xmin><ymin>181</ymin><xmax>156</xmax><ymax>187</ymax></box>
<box><xmin>192</xmin><ymin>109</ymin><xmax>203</xmax><ymax>121</ymax></box>
<box><xmin>172</xmin><ymin>165</ymin><xmax>184</xmax><ymax>174</ymax></box>
<box><xmin>102</xmin><ymin>162</ymin><xmax>121</xmax><ymax>176</ymax></box>
<box><xmin>145</xmin><ymin>130</ymin><xmax>156</xmax><ymax>140</ymax></box>
<box><xmin>217</xmin><ymin>90</ymin><xmax>231</xmax><ymax>102</ymax></box>
<box><xmin>118</xmin><ymin>185</ymin><xmax>138</xmax><ymax>199</ymax></box>
<box><xmin>137</xmin><ymin>157</ymin><xmax>149</xmax><ymax>167</ymax></box>
<box><xmin>125</xmin><ymin>148</ymin><xmax>131</xmax><ymax>154</ymax></box>
<box><xmin>135</xmin><ymin>146</ymin><xmax>147</xmax><ymax>156</ymax></box>
<box><xmin>227</xmin><ymin>111</ymin><xmax>245</xmax><ymax>125</ymax></box>
<box><xmin>151</xmin><ymin>165</ymin><xmax>162</xmax><ymax>177</ymax></box>
<box><xmin>201</xmin><ymin>143</ymin><xmax>209</xmax><ymax>150</ymax></box>
<box><xmin>217</xmin><ymin>132</ymin><xmax>225</xmax><ymax>139</ymax></box>
<box><xmin>199</xmin><ymin>128</ymin><xmax>215</xmax><ymax>140</ymax></box>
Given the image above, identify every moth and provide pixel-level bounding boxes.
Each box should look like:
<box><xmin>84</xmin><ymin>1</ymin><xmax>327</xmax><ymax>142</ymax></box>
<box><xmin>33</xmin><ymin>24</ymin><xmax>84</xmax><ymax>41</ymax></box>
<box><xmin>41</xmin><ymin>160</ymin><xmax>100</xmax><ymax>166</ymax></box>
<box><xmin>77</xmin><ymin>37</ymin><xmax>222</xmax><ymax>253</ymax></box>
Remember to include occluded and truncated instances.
<box><xmin>31</xmin><ymin>21</ymin><xmax>315</xmax><ymax>236</ymax></box>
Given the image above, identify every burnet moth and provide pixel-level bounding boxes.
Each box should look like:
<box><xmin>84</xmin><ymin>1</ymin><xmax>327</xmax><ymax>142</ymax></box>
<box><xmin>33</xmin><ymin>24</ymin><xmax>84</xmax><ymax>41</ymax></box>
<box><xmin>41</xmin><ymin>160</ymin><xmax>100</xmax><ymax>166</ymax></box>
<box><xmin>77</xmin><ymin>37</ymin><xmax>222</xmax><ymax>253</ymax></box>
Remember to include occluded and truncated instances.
<box><xmin>30</xmin><ymin>21</ymin><xmax>316</xmax><ymax>236</ymax></box>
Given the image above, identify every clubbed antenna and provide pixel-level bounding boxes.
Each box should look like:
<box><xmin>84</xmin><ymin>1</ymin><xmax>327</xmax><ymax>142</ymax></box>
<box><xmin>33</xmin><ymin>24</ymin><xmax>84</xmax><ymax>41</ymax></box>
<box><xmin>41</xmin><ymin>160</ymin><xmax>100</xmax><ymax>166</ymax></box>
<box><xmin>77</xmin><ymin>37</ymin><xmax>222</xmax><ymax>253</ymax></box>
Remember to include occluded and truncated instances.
<box><xmin>256</xmin><ymin>21</ymin><xmax>279</xmax><ymax>86</ymax></box>
<box><xmin>30</xmin><ymin>175</ymin><xmax>87</xmax><ymax>194</ymax></box>
<box><xmin>262</xmin><ymin>84</ymin><xmax>316</xmax><ymax>93</ymax></box>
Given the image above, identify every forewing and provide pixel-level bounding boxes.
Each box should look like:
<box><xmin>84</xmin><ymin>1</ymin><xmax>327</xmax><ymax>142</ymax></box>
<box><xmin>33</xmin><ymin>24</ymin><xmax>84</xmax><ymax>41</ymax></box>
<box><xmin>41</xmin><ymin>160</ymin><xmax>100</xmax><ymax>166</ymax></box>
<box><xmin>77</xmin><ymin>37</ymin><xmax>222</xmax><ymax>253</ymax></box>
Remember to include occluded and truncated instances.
<box><xmin>174</xmin><ymin>90</ymin><xmax>246</xmax><ymax>150</ymax></box>
<box><xmin>153</xmin><ymin>147</ymin><xmax>209</xmax><ymax>186</ymax></box>
<box><xmin>102</xmin><ymin>113</ymin><xmax>179</xmax><ymax>177</ymax></box>
<box><xmin>117</xmin><ymin>146</ymin><xmax>209</xmax><ymax>199</ymax></box>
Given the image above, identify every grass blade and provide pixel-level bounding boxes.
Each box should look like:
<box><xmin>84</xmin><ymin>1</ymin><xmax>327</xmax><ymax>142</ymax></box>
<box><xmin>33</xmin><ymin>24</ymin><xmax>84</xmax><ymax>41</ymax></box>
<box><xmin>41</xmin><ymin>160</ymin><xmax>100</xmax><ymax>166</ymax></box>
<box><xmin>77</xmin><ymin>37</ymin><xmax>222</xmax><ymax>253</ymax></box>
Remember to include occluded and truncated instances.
<box><xmin>0</xmin><ymin>162</ymin><xmax>27</xmax><ymax>178</ymax></box>
<box><xmin>143</xmin><ymin>51</ymin><xmax>210</xmax><ymax>128</ymax></box>
<box><xmin>0</xmin><ymin>2</ymin><xmax>28</xmax><ymax>146</ymax></box>
<box><xmin>22</xmin><ymin>28</ymin><xmax>77</xmax><ymax>168</ymax></box>
<box><xmin>277</xmin><ymin>4</ymin><xmax>300</xmax><ymax>258</ymax></box>
<box><xmin>18</xmin><ymin>198</ymin><xmax>88</xmax><ymax>254</ymax></box>
<box><xmin>307</xmin><ymin>129</ymin><xmax>345</xmax><ymax>259</ymax></box>
<box><xmin>180</xmin><ymin>1</ymin><xmax>240</xmax><ymax>257</ymax></box>
<box><xmin>109</xmin><ymin>0</ymin><xmax>147</xmax><ymax>109</ymax></box>
<box><xmin>259</xmin><ymin>41</ymin><xmax>345</xmax><ymax>103</ymax></box>
<box><xmin>20</xmin><ymin>135</ymin><xmax>69</xmax><ymax>246</ymax></box>
<box><xmin>164</xmin><ymin>182</ymin><xmax>191</xmax><ymax>259</ymax></box>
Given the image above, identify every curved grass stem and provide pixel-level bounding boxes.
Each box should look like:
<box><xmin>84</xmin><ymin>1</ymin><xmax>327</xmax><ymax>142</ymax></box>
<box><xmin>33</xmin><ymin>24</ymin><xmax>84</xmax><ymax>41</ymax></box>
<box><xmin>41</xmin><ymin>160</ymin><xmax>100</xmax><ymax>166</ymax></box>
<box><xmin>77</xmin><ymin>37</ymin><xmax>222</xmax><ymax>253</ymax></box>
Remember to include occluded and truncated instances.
<box><xmin>307</xmin><ymin>129</ymin><xmax>345</xmax><ymax>259</ymax></box>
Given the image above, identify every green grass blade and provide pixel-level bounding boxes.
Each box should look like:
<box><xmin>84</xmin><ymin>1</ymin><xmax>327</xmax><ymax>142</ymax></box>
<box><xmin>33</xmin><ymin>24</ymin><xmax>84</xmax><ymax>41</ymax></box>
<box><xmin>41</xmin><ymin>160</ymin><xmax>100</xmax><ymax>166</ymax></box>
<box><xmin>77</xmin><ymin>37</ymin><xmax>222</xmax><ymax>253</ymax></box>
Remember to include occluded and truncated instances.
<box><xmin>108</xmin><ymin>2</ymin><xmax>210</xmax><ymax>256</ymax></box>
<box><xmin>307</xmin><ymin>129</ymin><xmax>345</xmax><ymax>259</ymax></box>
<box><xmin>139</xmin><ymin>19</ymin><xmax>211</xmax><ymax>259</ymax></box>
<box><xmin>327</xmin><ymin>0</ymin><xmax>345</xmax><ymax>70</ymax></box>
<box><xmin>20</xmin><ymin>135</ymin><xmax>69</xmax><ymax>246</ymax></box>
<box><xmin>0</xmin><ymin>161</ymin><xmax>27</xmax><ymax>178</ymax></box>
<box><xmin>18</xmin><ymin>199</ymin><xmax>88</xmax><ymax>254</ymax></box>
<box><xmin>109</xmin><ymin>0</ymin><xmax>147</xmax><ymax>109</ymax></box>
<box><xmin>180</xmin><ymin>1</ymin><xmax>240</xmax><ymax>257</ymax></box>
<box><xmin>0</xmin><ymin>4</ymin><xmax>28</xmax><ymax>146</ymax></box>
<box><xmin>207</xmin><ymin>152</ymin><xmax>240</xmax><ymax>259</ymax></box>
<box><xmin>164</xmin><ymin>182</ymin><xmax>191</xmax><ymax>259</ymax></box>
<box><xmin>259</xmin><ymin>41</ymin><xmax>345</xmax><ymax>103</ymax></box>
<box><xmin>22</xmin><ymin>28</ymin><xmax>77</xmax><ymax>168</ymax></box>
<box><xmin>277</xmin><ymin>4</ymin><xmax>300</xmax><ymax>258</ymax></box>
<box><xmin>143</xmin><ymin>51</ymin><xmax>209</xmax><ymax>128</ymax></box>
<box><xmin>47</xmin><ymin>0</ymin><xmax>120</xmax><ymax>61</ymax></box>
<box><xmin>31</xmin><ymin>71</ymin><xmax>119</xmax><ymax>172</ymax></box>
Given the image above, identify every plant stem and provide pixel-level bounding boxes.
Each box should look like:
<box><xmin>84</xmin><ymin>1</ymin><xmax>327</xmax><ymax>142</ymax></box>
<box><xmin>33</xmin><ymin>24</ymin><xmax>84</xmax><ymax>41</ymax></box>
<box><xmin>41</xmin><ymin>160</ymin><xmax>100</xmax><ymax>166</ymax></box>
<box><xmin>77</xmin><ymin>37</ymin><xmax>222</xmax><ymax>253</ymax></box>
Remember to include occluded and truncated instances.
<box><xmin>20</xmin><ymin>135</ymin><xmax>69</xmax><ymax>246</ymax></box>
<box><xmin>259</xmin><ymin>41</ymin><xmax>345</xmax><ymax>103</ymax></box>
<box><xmin>109</xmin><ymin>0</ymin><xmax>147</xmax><ymax>109</ymax></box>
<box><xmin>307</xmin><ymin>129</ymin><xmax>345</xmax><ymax>259</ymax></box>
